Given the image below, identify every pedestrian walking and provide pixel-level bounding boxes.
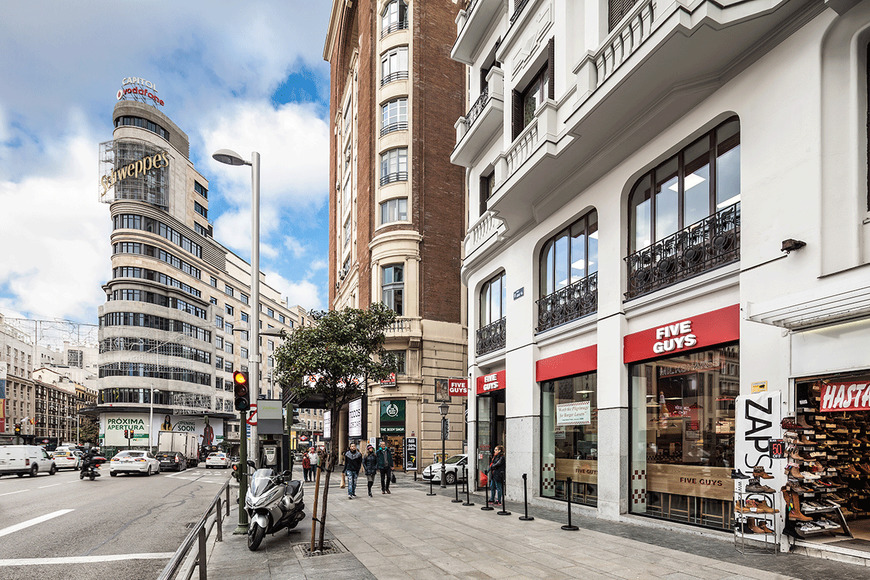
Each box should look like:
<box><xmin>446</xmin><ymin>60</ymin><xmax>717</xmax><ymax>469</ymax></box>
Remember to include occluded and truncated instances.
<box><xmin>488</xmin><ymin>445</ymin><xmax>506</xmax><ymax>506</ymax></box>
<box><xmin>301</xmin><ymin>452</ymin><xmax>311</xmax><ymax>482</ymax></box>
<box><xmin>344</xmin><ymin>443</ymin><xmax>363</xmax><ymax>499</ymax></box>
<box><xmin>363</xmin><ymin>444</ymin><xmax>378</xmax><ymax>497</ymax></box>
<box><xmin>376</xmin><ymin>440</ymin><xmax>394</xmax><ymax>494</ymax></box>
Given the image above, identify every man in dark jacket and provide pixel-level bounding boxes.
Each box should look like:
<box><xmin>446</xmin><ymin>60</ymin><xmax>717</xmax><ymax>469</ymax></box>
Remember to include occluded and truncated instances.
<box><xmin>376</xmin><ymin>440</ymin><xmax>393</xmax><ymax>494</ymax></box>
<box><xmin>343</xmin><ymin>443</ymin><xmax>363</xmax><ymax>499</ymax></box>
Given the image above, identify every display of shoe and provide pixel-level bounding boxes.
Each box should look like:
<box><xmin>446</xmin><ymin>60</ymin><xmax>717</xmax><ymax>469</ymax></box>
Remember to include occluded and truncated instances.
<box><xmin>787</xmin><ymin>465</ymin><xmax>804</xmax><ymax>479</ymax></box>
<box><xmin>748</xmin><ymin>518</ymin><xmax>767</xmax><ymax>534</ymax></box>
<box><xmin>730</xmin><ymin>469</ymin><xmax>751</xmax><ymax>479</ymax></box>
<box><xmin>746</xmin><ymin>482</ymin><xmax>776</xmax><ymax>493</ymax></box>
<box><xmin>759</xmin><ymin>522</ymin><xmax>775</xmax><ymax>534</ymax></box>
<box><xmin>753</xmin><ymin>467</ymin><xmax>774</xmax><ymax>480</ymax></box>
<box><xmin>781</xmin><ymin>418</ymin><xmax>802</xmax><ymax>429</ymax></box>
<box><xmin>789</xmin><ymin>450</ymin><xmax>809</xmax><ymax>462</ymax></box>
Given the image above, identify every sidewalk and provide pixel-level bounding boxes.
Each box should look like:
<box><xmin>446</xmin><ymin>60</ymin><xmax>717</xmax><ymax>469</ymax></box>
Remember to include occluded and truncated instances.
<box><xmin>206</xmin><ymin>470</ymin><xmax>868</xmax><ymax>579</ymax></box>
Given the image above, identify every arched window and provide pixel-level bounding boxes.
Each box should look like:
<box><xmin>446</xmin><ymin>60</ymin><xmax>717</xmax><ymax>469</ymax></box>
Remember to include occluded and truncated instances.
<box><xmin>479</xmin><ymin>271</ymin><xmax>506</xmax><ymax>327</ymax></box>
<box><xmin>381</xmin><ymin>0</ymin><xmax>408</xmax><ymax>37</ymax></box>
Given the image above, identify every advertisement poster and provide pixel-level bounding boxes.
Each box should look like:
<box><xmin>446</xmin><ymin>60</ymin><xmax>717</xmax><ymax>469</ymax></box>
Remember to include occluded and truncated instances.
<box><xmin>349</xmin><ymin>398</ymin><xmax>363</xmax><ymax>438</ymax></box>
<box><xmin>556</xmin><ymin>401</ymin><xmax>591</xmax><ymax>425</ymax></box>
<box><xmin>323</xmin><ymin>411</ymin><xmax>332</xmax><ymax>440</ymax></box>
<box><xmin>101</xmin><ymin>414</ymin><xmax>224</xmax><ymax>448</ymax></box>
<box><xmin>435</xmin><ymin>378</ymin><xmax>450</xmax><ymax>402</ymax></box>
<box><xmin>0</xmin><ymin>362</ymin><xmax>6</xmax><ymax>433</ymax></box>
<box><xmin>404</xmin><ymin>437</ymin><xmax>417</xmax><ymax>471</ymax></box>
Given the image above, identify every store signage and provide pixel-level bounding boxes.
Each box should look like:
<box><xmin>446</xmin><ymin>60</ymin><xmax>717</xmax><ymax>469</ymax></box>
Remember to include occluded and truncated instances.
<box><xmin>556</xmin><ymin>401</ymin><xmax>591</xmax><ymax>426</ymax></box>
<box><xmin>0</xmin><ymin>362</ymin><xmax>6</xmax><ymax>433</ymax></box>
<box><xmin>117</xmin><ymin>77</ymin><xmax>164</xmax><ymax>107</ymax></box>
<box><xmin>405</xmin><ymin>437</ymin><xmax>417</xmax><ymax>471</ymax></box>
<box><xmin>380</xmin><ymin>400</ymin><xmax>405</xmax><ymax>422</ymax></box>
<box><xmin>536</xmin><ymin>345</ymin><xmax>597</xmax><ymax>382</ymax></box>
<box><xmin>379</xmin><ymin>373</ymin><xmax>396</xmax><ymax>387</ymax></box>
<box><xmin>323</xmin><ymin>411</ymin><xmax>331</xmax><ymax>440</ymax></box>
<box><xmin>751</xmin><ymin>381</ymin><xmax>768</xmax><ymax>393</ymax></box>
<box><xmin>448</xmin><ymin>379</ymin><xmax>468</xmax><ymax>397</ymax></box>
<box><xmin>100</xmin><ymin>150</ymin><xmax>169</xmax><ymax>196</ymax></box>
<box><xmin>735</xmin><ymin>390</ymin><xmax>782</xmax><ymax>503</ymax></box>
<box><xmin>348</xmin><ymin>398</ymin><xmax>363</xmax><ymax>438</ymax></box>
<box><xmin>820</xmin><ymin>380</ymin><xmax>870</xmax><ymax>412</ymax></box>
<box><xmin>646</xmin><ymin>464</ymin><xmax>733</xmax><ymax>501</ymax></box>
<box><xmin>476</xmin><ymin>370</ymin><xmax>506</xmax><ymax>395</ymax></box>
<box><xmin>624</xmin><ymin>305</ymin><xmax>739</xmax><ymax>363</ymax></box>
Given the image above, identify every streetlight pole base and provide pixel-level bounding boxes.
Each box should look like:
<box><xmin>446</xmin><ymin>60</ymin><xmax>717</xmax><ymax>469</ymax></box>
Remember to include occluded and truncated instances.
<box><xmin>232</xmin><ymin>524</ymin><xmax>249</xmax><ymax>535</ymax></box>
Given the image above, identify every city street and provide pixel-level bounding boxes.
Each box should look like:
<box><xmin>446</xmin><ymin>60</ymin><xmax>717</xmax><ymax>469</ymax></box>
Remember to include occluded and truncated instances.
<box><xmin>0</xmin><ymin>465</ymin><xmax>231</xmax><ymax>579</ymax></box>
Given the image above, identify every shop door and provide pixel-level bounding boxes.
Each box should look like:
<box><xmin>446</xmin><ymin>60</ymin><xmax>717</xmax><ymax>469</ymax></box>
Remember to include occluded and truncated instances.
<box><xmin>476</xmin><ymin>390</ymin><xmax>506</xmax><ymax>489</ymax></box>
<box><xmin>381</xmin><ymin>434</ymin><xmax>405</xmax><ymax>472</ymax></box>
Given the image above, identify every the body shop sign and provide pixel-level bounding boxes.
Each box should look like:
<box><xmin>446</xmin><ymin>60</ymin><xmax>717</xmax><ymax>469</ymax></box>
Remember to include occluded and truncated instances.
<box><xmin>624</xmin><ymin>305</ymin><xmax>739</xmax><ymax>363</ymax></box>
<box><xmin>820</xmin><ymin>380</ymin><xmax>870</xmax><ymax>412</ymax></box>
<box><xmin>476</xmin><ymin>370</ymin><xmax>506</xmax><ymax>395</ymax></box>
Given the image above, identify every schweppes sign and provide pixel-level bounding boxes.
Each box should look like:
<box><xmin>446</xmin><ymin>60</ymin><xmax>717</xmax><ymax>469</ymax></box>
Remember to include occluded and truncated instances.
<box><xmin>100</xmin><ymin>151</ymin><xmax>169</xmax><ymax>196</ymax></box>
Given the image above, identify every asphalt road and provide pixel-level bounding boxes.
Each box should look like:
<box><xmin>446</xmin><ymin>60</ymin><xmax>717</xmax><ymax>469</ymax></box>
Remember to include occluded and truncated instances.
<box><xmin>0</xmin><ymin>463</ymin><xmax>233</xmax><ymax>579</ymax></box>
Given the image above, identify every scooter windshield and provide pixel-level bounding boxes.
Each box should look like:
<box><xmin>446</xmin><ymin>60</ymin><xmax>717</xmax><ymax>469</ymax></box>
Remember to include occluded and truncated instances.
<box><xmin>250</xmin><ymin>469</ymin><xmax>276</xmax><ymax>495</ymax></box>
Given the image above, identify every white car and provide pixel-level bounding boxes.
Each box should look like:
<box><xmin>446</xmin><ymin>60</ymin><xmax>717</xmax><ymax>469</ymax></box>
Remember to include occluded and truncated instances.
<box><xmin>50</xmin><ymin>448</ymin><xmax>82</xmax><ymax>470</ymax></box>
<box><xmin>422</xmin><ymin>454</ymin><xmax>469</xmax><ymax>485</ymax></box>
<box><xmin>109</xmin><ymin>450</ymin><xmax>161</xmax><ymax>476</ymax></box>
<box><xmin>205</xmin><ymin>452</ymin><xmax>229</xmax><ymax>469</ymax></box>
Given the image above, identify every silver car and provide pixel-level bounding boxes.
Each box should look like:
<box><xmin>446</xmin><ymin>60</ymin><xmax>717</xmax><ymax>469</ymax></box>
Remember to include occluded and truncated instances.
<box><xmin>422</xmin><ymin>454</ymin><xmax>469</xmax><ymax>484</ymax></box>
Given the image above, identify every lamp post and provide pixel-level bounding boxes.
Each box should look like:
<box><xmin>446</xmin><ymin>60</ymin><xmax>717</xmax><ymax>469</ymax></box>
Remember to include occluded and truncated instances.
<box><xmin>213</xmin><ymin>148</ymin><xmax>260</xmax><ymax>534</ymax></box>
<box><xmin>439</xmin><ymin>401</ymin><xmax>449</xmax><ymax>488</ymax></box>
<box><xmin>148</xmin><ymin>387</ymin><xmax>160</xmax><ymax>453</ymax></box>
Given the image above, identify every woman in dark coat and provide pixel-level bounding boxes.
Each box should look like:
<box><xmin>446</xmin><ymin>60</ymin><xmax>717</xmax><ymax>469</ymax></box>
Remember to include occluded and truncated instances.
<box><xmin>362</xmin><ymin>444</ymin><xmax>378</xmax><ymax>497</ymax></box>
<box><xmin>488</xmin><ymin>445</ymin><xmax>506</xmax><ymax>505</ymax></box>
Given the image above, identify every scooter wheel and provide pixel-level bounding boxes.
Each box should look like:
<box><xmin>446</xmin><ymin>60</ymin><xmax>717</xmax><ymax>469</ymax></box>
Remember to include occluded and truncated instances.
<box><xmin>80</xmin><ymin>471</ymin><xmax>85</xmax><ymax>479</ymax></box>
<box><xmin>247</xmin><ymin>522</ymin><xmax>265</xmax><ymax>551</ymax></box>
<box><xmin>90</xmin><ymin>473</ymin><xmax>96</xmax><ymax>481</ymax></box>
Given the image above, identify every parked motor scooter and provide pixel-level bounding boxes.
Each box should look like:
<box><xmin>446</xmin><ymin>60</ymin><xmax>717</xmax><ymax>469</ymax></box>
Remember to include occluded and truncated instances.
<box><xmin>244</xmin><ymin>461</ymin><xmax>305</xmax><ymax>551</ymax></box>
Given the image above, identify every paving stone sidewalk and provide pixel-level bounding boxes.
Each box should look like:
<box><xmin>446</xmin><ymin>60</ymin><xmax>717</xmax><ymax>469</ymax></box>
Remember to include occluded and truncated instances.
<box><xmin>205</xmin><ymin>470</ymin><xmax>866</xmax><ymax>579</ymax></box>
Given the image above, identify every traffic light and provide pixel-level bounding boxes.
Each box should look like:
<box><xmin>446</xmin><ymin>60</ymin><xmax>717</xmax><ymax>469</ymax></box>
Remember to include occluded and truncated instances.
<box><xmin>124</xmin><ymin>429</ymin><xmax>129</xmax><ymax>439</ymax></box>
<box><xmin>14</xmin><ymin>423</ymin><xmax>21</xmax><ymax>435</ymax></box>
<box><xmin>292</xmin><ymin>406</ymin><xmax>300</xmax><ymax>425</ymax></box>
<box><xmin>233</xmin><ymin>370</ymin><xmax>250</xmax><ymax>411</ymax></box>
<box><xmin>130</xmin><ymin>429</ymin><xmax>135</xmax><ymax>439</ymax></box>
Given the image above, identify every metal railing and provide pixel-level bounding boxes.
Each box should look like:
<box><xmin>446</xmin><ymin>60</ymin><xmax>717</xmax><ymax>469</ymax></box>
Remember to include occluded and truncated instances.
<box><xmin>381</xmin><ymin>71</ymin><xmax>409</xmax><ymax>86</ymax></box>
<box><xmin>381</xmin><ymin>20</ymin><xmax>409</xmax><ymax>38</ymax></box>
<box><xmin>625</xmin><ymin>202</ymin><xmax>740</xmax><ymax>300</ymax></box>
<box><xmin>536</xmin><ymin>271</ymin><xmax>598</xmax><ymax>333</ymax></box>
<box><xmin>380</xmin><ymin>121</ymin><xmax>408</xmax><ymax>136</ymax></box>
<box><xmin>465</xmin><ymin>87</ymin><xmax>489</xmax><ymax>129</ymax></box>
<box><xmin>476</xmin><ymin>317</ymin><xmax>506</xmax><ymax>356</ymax></box>
<box><xmin>159</xmin><ymin>479</ymin><xmax>232</xmax><ymax>580</ymax></box>
<box><xmin>380</xmin><ymin>171</ymin><xmax>408</xmax><ymax>186</ymax></box>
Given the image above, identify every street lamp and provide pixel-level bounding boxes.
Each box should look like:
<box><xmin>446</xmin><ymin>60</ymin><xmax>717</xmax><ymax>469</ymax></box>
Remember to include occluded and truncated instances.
<box><xmin>148</xmin><ymin>387</ymin><xmax>160</xmax><ymax>453</ymax></box>
<box><xmin>213</xmin><ymin>148</ymin><xmax>260</xmax><ymax>535</ymax></box>
<box><xmin>439</xmin><ymin>401</ymin><xmax>449</xmax><ymax>488</ymax></box>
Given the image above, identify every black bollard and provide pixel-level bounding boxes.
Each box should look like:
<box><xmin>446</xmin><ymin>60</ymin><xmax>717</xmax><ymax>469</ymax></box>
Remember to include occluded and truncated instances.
<box><xmin>561</xmin><ymin>477</ymin><xmax>579</xmax><ymax>531</ymax></box>
<box><xmin>426</xmin><ymin>472</ymin><xmax>436</xmax><ymax>496</ymax></box>
<box><xmin>481</xmin><ymin>472</ymin><xmax>494</xmax><ymax>511</ymax></box>
<box><xmin>497</xmin><ymin>474</ymin><xmax>511</xmax><ymax>516</ymax></box>
<box><xmin>452</xmin><ymin>471</ymin><xmax>463</xmax><ymax>503</ymax></box>
<box><xmin>518</xmin><ymin>473</ymin><xmax>534</xmax><ymax>521</ymax></box>
<box><xmin>462</xmin><ymin>465</ymin><xmax>475</xmax><ymax>506</ymax></box>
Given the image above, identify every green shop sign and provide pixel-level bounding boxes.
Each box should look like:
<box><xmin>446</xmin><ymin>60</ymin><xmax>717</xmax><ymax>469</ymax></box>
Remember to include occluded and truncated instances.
<box><xmin>380</xmin><ymin>400</ymin><xmax>405</xmax><ymax>423</ymax></box>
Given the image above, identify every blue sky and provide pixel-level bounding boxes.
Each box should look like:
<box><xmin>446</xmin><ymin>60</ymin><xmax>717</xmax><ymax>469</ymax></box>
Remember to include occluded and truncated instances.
<box><xmin>0</xmin><ymin>1</ymin><xmax>334</xmax><ymax>326</ymax></box>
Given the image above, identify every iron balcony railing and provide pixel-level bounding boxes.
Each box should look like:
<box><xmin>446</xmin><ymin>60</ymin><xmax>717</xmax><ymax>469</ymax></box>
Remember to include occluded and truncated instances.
<box><xmin>625</xmin><ymin>202</ymin><xmax>741</xmax><ymax>300</ymax></box>
<box><xmin>476</xmin><ymin>317</ymin><xmax>506</xmax><ymax>356</ymax></box>
<box><xmin>381</xmin><ymin>121</ymin><xmax>408</xmax><ymax>136</ymax></box>
<box><xmin>381</xmin><ymin>20</ymin><xmax>409</xmax><ymax>38</ymax></box>
<box><xmin>510</xmin><ymin>0</ymin><xmax>530</xmax><ymax>23</ymax></box>
<box><xmin>380</xmin><ymin>171</ymin><xmax>408</xmax><ymax>186</ymax></box>
<box><xmin>536</xmin><ymin>271</ymin><xmax>598</xmax><ymax>333</ymax></box>
<box><xmin>381</xmin><ymin>71</ymin><xmax>409</xmax><ymax>86</ymax></box>
<box><xmin>465</xmin><ymin>87</ymin><xmax>489</xmax><ymax>129</ymax></box>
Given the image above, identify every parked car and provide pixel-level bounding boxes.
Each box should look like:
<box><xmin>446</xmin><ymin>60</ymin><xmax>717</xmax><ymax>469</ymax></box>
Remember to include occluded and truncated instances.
<box><xmin>422</xmin><ymin>454</ymin><xmax>469</xmax><ymax>485</ymax></box>
<box><xmin>109</xmin><ymin>450</ymin><xmax>161</xmax><ymax>476</ymax></box>
<box><xmin>205</xmin><ymin>452</ymin><xmax>229</xmax><ymax>469</ymax></box>
<box><xmin>0</xmin><ymin>445</ymin><xmax>57</xmax><ymax>477</ymax></box>
<box><xmin>155</xmin><ymin>451</ymin><xmax>187</xmax><ymax>472</ymax></box>
<box><xmin>50</xmin><ymin>448</ymin><xmax>82</xmax><ymax>471</ymax></box>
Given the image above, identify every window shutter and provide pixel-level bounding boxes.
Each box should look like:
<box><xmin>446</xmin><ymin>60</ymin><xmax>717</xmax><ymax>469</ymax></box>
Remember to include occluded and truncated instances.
<box><xmin>512</xmin><ymin>90</ymin><xmax>523</xmax><ymax>140</ymax></box>
<box><xmin>548</xmin><ymin>38</ymin><xmax>555</xmax><ymax>100</ymax></box>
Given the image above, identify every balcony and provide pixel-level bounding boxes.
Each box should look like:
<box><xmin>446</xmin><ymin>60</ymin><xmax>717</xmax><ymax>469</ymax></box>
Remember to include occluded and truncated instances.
<box><xmin>536</xmin><ymin>272</ymin><xmax>598</xmax><ymax>333</ymax></box>
<box><xmin>381</xmin><ymin>20</ymin><xmax>409</xmax><ymax>38</ymax></box>
<box><xmin>625</xmin><ymin>202</ymin><xmax>740</xmax><ymax>300</ymax></box>
<box><xmin>452</xmin><ymin>0</ymin><xmax>505</xmax><ymax>65</ymax></box>
<box><xmin>476</xmin><ymin>317</ymin><xmax>506</xmax><ymax>356</ymax></box>
<box><xmin>464</xmin><ymin>210</ymin><xmax>506</xmax><ymax>266</ymax></box>
<box><xmin>451</xmin><ymin>67</ymin><xmax>504</xmax><ymax>167</ymax></box>
<box><xmin>380</xmin><ymin>171</ymin><xmax>408</xmax><ymax>186</ymax></box>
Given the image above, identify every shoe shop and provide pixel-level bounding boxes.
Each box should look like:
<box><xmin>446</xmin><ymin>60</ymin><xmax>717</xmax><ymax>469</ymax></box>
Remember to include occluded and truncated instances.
<box><xmin>627</xmin><ymin>306</ymin><xmax>740</xmax><ymax>530</ymax></box>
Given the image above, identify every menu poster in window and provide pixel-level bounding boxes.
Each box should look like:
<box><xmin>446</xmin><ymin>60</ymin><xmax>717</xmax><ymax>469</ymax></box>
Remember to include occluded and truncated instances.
<box><xmin>556</xmin><ymin>401</ymin><xmax>591</xmax><ymax>425</ymax></box>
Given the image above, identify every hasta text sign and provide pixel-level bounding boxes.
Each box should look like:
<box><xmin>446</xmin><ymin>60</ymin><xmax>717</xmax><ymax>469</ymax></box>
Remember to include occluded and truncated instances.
<box><xmin>820</xmin><ymin>381</ymin><xmax>870</xmax><ymax>412</ymax></box>
<box><xmin>624</xmin><ymin>305</ymin><xmax>739</xmax><ymax>363</ymax></box>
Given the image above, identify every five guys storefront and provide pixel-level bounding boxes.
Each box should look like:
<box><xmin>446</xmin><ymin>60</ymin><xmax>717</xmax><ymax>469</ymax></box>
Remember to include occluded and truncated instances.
<box><xmin>476</xmin><ymin>370</ymin><xmax>506</xmax><ymax>489</ymax></box>
<box><xmin>626</xmin><ymin>305</ymin><xmax>740</xmax><ymax>530</ymax></box>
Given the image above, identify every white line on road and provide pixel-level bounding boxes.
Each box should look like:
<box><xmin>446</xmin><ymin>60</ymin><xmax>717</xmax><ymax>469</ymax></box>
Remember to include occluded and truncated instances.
<box><xmin>0</xmin><ymin>509</ymin><xmax>74</xmax><ymax>538</ymax></box>
<box><xmin>0</xmin><ymin>553</ymin><xmax>175</xmax><ymax>567</ymax></box>
<box><xmin>0</xmin><ymin>489</ymin><xmax>28</xmax><ymax>498</ymax></box>
<box><xmin>38</xmin><ymin>483</ymin><xmax>63</xmax><ymax>489</ymax></box>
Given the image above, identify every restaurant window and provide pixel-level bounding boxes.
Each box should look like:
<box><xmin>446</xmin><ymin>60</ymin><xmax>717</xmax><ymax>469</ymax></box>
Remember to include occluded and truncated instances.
<box><xmin>541</xmin><ymin>373</ymin><xmax>598</xmax><ymax>506</ymax></box>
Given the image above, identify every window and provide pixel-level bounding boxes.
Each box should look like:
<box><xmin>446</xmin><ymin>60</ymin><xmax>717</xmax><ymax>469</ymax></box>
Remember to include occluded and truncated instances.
<box><xmin>522</xmin><ymin>66</ymin><xmax>548</xmax><ymax>131</ymax></box>
<box><xmin>114</xmin><ymin>116</ymin><xmax>169</xmax><ymax>140</ymax></box>
<box><xmin>194</xmin><ymin>222</ymin><xmax>210</xmax><ymax>238</ymax></box>
<box><xmin>240</xmin><ymin>293</ymin><xmax>249</xmax><ymax>305</ymax></box>
<box><xmin>382</xmin><ymin>264</ymin><xmax>404</xmax><ymax>315</ymax></box>
<box><xmin>216</xmin><ymin>356</ymin><xmax>223</xmax><ymax>369</ymax></box>
<box><xmin>209</xmin><ymin>297</ymin><xmax>218</xmax><ymax>305</ymax></box>
<box><xmin>240</xmin><ymin>330</ymin><xmax>248</xmax><ymax>342</ymax></box>
<box><xmin>194</xmin><ymin>181</ymin><xmax>208</xmax><ymax>199</ymax></box>
<box><xmin>225</xmin><ymin>343</ymin><xmax>233</xmax><ymax>355</ymax></box>
<box><xmin>268</xmin><ymin>340</ymin><xmax>274</xmax><ymax>351</ymax></box>
<box><xmin>210</xmin><ymin>277</ymin><xmax>218</xmax><ymax>287</ymax></box>
<box><xmin>225</xmin><ymin>322</ymin><xmax>233</xmax><ymax>334</ymax></box>
<box><xmin>628</xmin><ymin>117</ymin><xmax>740</xmax><ymax>253</ymax></box>
<box><xmin>380</xmin><ymin>148</ymin><xmax>408</xmax><ymax>185</ymax></box>
<box><xmin>216</xmin><ymin>336</ymin><xmax>223</xmax><ymax>349</ymax></box>
<box><xmin>539</xmin><ymin>211</ymin><xmax>598</xmax><ymax>298</ymax></box>
<box><xmin>215</xmin><ymin>315</ymin><xmax>224</xmax><ymax>328</ymax></box>
<box><xmin>241</xmin><ymin>347</ymin><xmax>248</xmax><ymax>359</ymax></box>
<box><xmin>381</xmin><ymin>47</ymin><xmax>409</xmax><ymax>85</ymax></box>
<box><xmin>381</xmin><ymin>0</ymin><xmax>408</xmax><ymax>36</ymax></box>
<box><xmin>194</xmin><ymin>202</ymin><xmax>208</xmax><ymax>219</ymax></box>
<box><xmin>380</xmin><ymin>198</ymin><xmax>408</xmax><ymax>225</ymax></box>
<box><xmin>225</xmin><ymin>285</ymin><xmax>234</xmax><ymax>297</ymax></box>
<box><xmin>479</xmin><ymin>171</ymin><xmax>495</xmax><ymax>216</ymax></box>
<box><xmin>224</xmin><ymin>361</ymin><xmax>232</xmax><ymax>372</ymax></box>
<box><xmin>388</xmin><ymin>350</ymin><xmax>406</xmax><ymax>375</ymax></box>
<box><xmin>479</xmin><ymin>271</ymin><xmax>506</xmax><ymax>326</ymax></box>
<box><xmin>278</xmin><ymin>314</ymin><xmax>285</xmax><ymax>324</ymax></box>
<box><xmin>241</xmin><ymin>312</ymin><xmax>249</xmax><ymax>323</ymax></box>
<box><xmin>381</xmin><ymin>98</ymin><xmax>408</xmax><ymax>135</ymax></box>
<box><xmin>225</xmin><ymin>304</ymin><xmax>234</xmax><ymax>316</ymax></box>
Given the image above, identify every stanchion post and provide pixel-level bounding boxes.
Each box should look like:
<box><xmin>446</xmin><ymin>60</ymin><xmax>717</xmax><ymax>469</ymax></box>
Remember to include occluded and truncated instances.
<box><xmin>452</xmin><ymin>471</ymin><xmax>462</xmax><ymax>503</ymax></box>
<box><xmin>497</xmin><ymin>473</ymin><xmax>511</xmax><ymax>516</ymax></box>
<box><xmin>518</xmin><ymin>473</ymin><xmax>534</xmax><ymax>521</ymax></box>
<box><xmin>481</xmin><ymin>472</ymin><xmax>494</xmax><ymax>511</ymax></box>
<box><xmin>561</xmin><ymin>477</ymin><xmax>579</xmax><ymax>531</ymax></box>
<box><xmin>427</xmin><ymin>472</ymin><xmax>436</xmax><ymax>496</ymax></box>
<box><xmin>462</xmin><ymin>465</ymin><xmax>474</xmax><ymax>506</ymax></box>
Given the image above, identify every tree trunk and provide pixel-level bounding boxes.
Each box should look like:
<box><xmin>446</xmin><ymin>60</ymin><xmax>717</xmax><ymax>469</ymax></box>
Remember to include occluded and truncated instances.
<box><xmin>317</xmin><ymin>452</ymin><xmax>337</xmax><ymax>551</ymax></box>
<box><xmin>308</xmin><ymin>461</ymin><xmax>322</xmax><ymax>553</ymax></box>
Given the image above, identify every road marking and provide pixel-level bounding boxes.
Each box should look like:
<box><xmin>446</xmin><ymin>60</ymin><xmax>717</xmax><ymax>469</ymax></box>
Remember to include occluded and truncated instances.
<box><xmin>0</xmin><ymin>490</ymin><xmax>28</xmax><ymax>497</ymax></box>
<box><xmin>38</xmin><ymin>483</ymin><xmax>63</xmax><ymax>489</ymax></box>
<box><xmin>0</xmin><ymin>509</ymin><xmax>74</xmax><ymax>538</ymax></box>
<box><xmin>0</xmin><ymin>552</ymin><xmax>175</xmax><ymax>566</ymax></box>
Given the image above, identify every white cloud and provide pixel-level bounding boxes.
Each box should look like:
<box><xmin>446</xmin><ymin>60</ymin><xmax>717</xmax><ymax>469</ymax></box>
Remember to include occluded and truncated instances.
<box><xmin>309</xmin><ymin>259</ymin><xmax>327</xmax><ymax>272</ymax></box>
<box><xmin>283</xmin><ymin>236</ymin><xmax>307</xmax><ymax>259</ymax></box>
<box><xmin>263</xmin><ymin>270</ymin><xmax>324</xmax><ymax>312</ymax></box>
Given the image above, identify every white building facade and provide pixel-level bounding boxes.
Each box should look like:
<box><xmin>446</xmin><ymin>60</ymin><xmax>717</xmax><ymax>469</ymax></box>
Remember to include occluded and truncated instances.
<box><xmin>452</xmin><ymin>0</ymin><xmax>870</xmax><ymax>554</ymax></box>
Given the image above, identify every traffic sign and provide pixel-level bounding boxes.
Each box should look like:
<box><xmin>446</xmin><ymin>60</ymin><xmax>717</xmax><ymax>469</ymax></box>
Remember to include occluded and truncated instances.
<box><xmin>299</xmin><ymin>435</ymin><xmax>309</xmax><ymax>441</ymax></box>
<box><xmin>246</xmin><ymin>404</ymin><xmax>258</xmax><ymax>426</ymax></box>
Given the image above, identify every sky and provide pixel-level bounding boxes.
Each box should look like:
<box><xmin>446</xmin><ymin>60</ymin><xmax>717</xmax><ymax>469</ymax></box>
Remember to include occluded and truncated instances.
<box><xmin>0</xmin><ymin>1</ymin><xmax>334</xmax><ymax>331</ymax></box>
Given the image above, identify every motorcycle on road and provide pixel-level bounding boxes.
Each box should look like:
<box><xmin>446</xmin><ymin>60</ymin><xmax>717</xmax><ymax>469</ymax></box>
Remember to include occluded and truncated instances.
<box><xmin>243</xmin><ymin>462</ymin><xmax>305</xmax><ymax>551</ymax></box>
<box><xmin>80</xmin><ymin>455</ymin><xmax>106</xmax><ymax>481</ymax></box>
